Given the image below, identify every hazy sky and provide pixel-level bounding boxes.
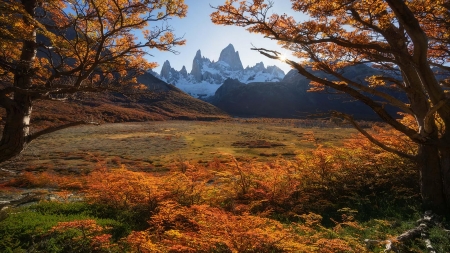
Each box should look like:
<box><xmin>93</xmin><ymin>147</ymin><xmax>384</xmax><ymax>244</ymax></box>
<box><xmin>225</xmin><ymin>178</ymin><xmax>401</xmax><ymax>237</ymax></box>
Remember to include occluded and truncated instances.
<box><xmin>147</xmin><ymin>0</ymin><xmax>306</xmax><ymax>75</ymax></box>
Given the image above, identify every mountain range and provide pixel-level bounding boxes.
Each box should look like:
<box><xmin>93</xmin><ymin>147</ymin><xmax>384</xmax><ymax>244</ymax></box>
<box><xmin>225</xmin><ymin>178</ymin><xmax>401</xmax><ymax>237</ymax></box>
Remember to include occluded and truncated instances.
<box><xmin>208</xmin><ymin>64</ymin><xmax>405</xmax><ymax>120</ymax></box>
<box><xmin>149</xmin><ymin>43</ymin><xmax>410</xmax><ymax>120</ymax></box>
<box><xmin>150</xmin><ymin>43</ymin><xmax>408</xmax><ymax>120</ymax></box>
<box><xmin>19</xmin><ymin>44</ymin><xmax>408</xmax><ymax>127</ymax></box>
<box><xmin>153</xmin><ymin>44</ymin><xmax>285</xmax><ymax>98</ymax></box>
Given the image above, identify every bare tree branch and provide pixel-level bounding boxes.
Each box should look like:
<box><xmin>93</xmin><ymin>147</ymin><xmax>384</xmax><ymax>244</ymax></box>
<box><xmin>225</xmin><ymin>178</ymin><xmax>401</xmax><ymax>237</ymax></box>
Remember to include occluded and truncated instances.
<box><xmin>27</xmin><ymin>121</ymin><xmax>99</xmax><ymax>143</ymax></box>
<box><xmin>424</xmin><ymin>99</ymin><xmax>449</xmax><ymax>134</ymax></box>
<box><xmin>332</xmin><ymin>111</ymin><xmax>417</xmax><ymax>160</ymax></box>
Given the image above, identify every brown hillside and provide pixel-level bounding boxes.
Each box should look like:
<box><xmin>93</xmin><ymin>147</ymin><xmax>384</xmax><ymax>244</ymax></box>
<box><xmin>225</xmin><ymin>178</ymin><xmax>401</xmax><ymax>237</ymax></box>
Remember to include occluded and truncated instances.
<box><xmin>1</xmin><ymin>74</ymin><xmax>229</xmax><ymax>133</ymax></box>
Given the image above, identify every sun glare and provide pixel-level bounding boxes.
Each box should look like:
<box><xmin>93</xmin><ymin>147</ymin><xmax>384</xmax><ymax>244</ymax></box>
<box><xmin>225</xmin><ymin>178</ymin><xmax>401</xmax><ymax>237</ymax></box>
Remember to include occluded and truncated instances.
<box><xmin>279</xmin><ymin>54</ymin><xmax>287</xmax><ymax>62</ymax></box>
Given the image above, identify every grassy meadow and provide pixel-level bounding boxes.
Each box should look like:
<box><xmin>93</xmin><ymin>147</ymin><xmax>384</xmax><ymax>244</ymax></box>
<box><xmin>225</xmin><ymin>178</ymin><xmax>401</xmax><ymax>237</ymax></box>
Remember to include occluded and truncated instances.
<box><xmin>1</xmin><ymin>119</ymin><xmax>449</xmax><ymax>252</ymax></box>
<box><xmin>3</xmin><ymin>119</ymin><xmax>356</xmax><ymax>173</ymax></box>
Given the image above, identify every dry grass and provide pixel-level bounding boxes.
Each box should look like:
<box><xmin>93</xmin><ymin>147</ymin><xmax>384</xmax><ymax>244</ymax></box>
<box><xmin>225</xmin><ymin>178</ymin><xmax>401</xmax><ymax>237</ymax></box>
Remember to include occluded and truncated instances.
<box><xmin>2</xmin><ymin>119</ymin><xmax>358</xmax><ymax>177</ymax></box>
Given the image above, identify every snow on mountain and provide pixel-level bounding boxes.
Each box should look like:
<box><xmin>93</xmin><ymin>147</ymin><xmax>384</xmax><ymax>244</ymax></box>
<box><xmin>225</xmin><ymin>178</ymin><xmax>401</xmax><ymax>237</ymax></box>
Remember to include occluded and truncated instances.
<box><xmin>151</xmin><ymin>44</ymin><xmax>285</xmax><ymax>98</ymax></box>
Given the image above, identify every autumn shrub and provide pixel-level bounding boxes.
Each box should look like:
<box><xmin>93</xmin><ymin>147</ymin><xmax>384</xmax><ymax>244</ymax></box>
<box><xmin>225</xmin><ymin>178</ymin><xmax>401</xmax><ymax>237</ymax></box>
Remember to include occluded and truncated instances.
<box><xmin>163</xmin><ymin>161</ymin><xmax>217</xmax><ymax>206</ymax></box>
<box><xmin>292</xmin><ymin>144</ymin><xmax>420</xmax><ymax>221</ymax></box>
<box><xmin>5</xmin><ymin>134</ymin><xmax>419</xmax><ymax>225</ymax></box>
<box><xmin>124</xmin><ymin>201</ymin><xmax>396</xmax><ymax>252</ymax></box>
<box><xmin>82</xmin><ymin>166</ymin><xmax>173</xmax><ymax>235</ymax></box>
<box><xmin>106</xmin><ymin>143</ymin><xmax>416</xmax><ymax>222</ymax></box>
<box><xmin>173</xmin><ymin>144</ymin><xmax>419</xmax><ymax>222</ymax></box>
<box><xmin>42</xmin><ymin>219</ymin><xmax>115</xmax><ymax>253</ymax></box>
<box><xmin>0</xmin><ymin>200</ymin><xmax>432</xmax><ymax>253</ymax></box>
<box><xmin>1</xmin><ymin>121</ymin><xmax>426</xmax><ymax>252</ymax></box>
<box><xmin>126</xmin><ymin>201</ymin><xmax>367</xmax><ymax>253</ymax></box>
<box><xmin>5</xmin><ymin>170</ymin><xmax>84</xmax><ymax>190</ymax></box>
<box><xmin>208</xmin><ymin>124</ymin><xmax>420</xmax><ymax>221</ymax></box>
<box><xmin>84</xmin><ymin>166</ymin><xmax>168</xmax><ymax>211</ymax></box>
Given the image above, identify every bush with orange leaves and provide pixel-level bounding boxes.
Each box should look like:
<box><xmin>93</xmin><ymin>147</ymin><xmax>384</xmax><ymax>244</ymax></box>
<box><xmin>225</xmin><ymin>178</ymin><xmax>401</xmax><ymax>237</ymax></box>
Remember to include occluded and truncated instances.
<box><xmin>84</xmin><ymin>166</ymin><xmax>169</xmax><ymax>212</ymax></box>
<box><xmin>2</xmin><ymin>119</ymin><xmax>424</xmax><ymax>252</ymax></box>
<box><xmin>291</xmin><ymin>143</ymin><xmax>419</xmax><ymax>220</ymax></box>
<box><xmin>126</xmin><ymin>201</ymin><xmax>367</xmax><ymax>253</ymax></box>
<box><xmin>80</xmin><ymin>129</ymin><xmax>418</xmax><ymax>222</ymax></box>
<box><xmin>5</xmin><ymin>170</ymin><xmax>84</xmax><ymax>190</ymax></box>
<box><xmin>192</xmin><ymin>142</ymin><xmax>419</xmax><ymax>220</ymax></box>
<box><xmin>5</xmin><ymin>124</ymin><xmax>419</xmax><ymax>225</ymax></box>
<box><xmin>162</xmin><ymin>161</ymin><xmax>217</xmax><ymax>206</ymax></box>
<box><xmin>43</xmin><ymin>219</ymin><xmax>115</xmax><ymax>252</ymax></box>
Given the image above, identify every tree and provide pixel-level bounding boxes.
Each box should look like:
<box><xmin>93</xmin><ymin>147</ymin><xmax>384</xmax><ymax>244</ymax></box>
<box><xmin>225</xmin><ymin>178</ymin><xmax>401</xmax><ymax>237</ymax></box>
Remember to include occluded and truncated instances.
<box><xmin>0</xmin><ymin>0</ymin><xmax>187</xmax><ymax>163</ymax></box>
<box><xmin>211</xmin><ymin>0</ymin><xmax>450</xmax><ymax>213</ymax></box>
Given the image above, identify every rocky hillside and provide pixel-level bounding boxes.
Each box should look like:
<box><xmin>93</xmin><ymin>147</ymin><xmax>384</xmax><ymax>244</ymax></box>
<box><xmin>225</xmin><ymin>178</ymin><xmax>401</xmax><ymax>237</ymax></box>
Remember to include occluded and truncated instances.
<box><xmin>1</xmin><ymin>72</ymin><xmax>229</xmax><ymax>133</ymax></box>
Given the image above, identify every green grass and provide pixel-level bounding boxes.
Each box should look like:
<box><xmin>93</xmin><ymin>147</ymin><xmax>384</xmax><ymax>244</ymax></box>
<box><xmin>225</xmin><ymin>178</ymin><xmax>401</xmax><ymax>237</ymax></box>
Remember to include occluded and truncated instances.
<box><xmin>0</xmin><ymin>202</ymin><xmax>140</xmax><ymax>253</ymax></box>
<box><xmin>0</xmin><ymin>202</ymin><xmax>93</xmax><ymax>252</ymax></box>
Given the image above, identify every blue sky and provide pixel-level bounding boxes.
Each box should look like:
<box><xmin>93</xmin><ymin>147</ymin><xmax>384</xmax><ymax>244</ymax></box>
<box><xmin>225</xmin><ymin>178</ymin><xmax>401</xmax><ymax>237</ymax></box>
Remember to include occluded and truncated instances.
<box><xmin>147</xmin><ymin>0</ymin><xmax>305</xmax><ymax>75</ymax></box>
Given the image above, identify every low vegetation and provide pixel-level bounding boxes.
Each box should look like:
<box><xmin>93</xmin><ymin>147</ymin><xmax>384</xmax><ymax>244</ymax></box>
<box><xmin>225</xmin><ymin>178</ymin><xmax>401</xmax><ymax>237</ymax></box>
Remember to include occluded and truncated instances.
<box><xmin>1</xmin><ymin>119</ymin><xmax>449</xmax><ymax>252</ymax></box>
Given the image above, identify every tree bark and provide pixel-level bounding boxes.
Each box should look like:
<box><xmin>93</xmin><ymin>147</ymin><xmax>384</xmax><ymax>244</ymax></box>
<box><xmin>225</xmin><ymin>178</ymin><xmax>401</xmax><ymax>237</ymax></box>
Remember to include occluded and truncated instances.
<box><xmin>0</xmin><ymin>95</ymin><xmax>32</xmax><ymax>163</ymax></box>
<box><xmin>418</xmin><ymin>145</ymin><xmax>449</xmax><ymax>214</ymax></box>
<box><xmin>0</xmin><ymin>0</ymin><xmax>37</xmax><ymax>164</ymax></box>
<box><xmin>382</xmin><ymin>210</ymin><xmax>438</xmax><ymax>252</ymax></box>
<box><xmin>439</xmin><ymin>147</ymin><xmax>450</xmax><ymax>211</ymax></box>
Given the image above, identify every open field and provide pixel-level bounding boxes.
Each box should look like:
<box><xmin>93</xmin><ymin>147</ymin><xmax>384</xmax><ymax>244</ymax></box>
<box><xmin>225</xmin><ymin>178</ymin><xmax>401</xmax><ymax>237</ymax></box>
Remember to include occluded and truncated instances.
<box><xmin>2</xmin><ymin>120</ymin><xmax>449</xmax><ymax>253</ymax></box>
<box><xmin>2</xmin><ymin>119</ymin><xmax>358</xmax><ymax>175</ymax></box>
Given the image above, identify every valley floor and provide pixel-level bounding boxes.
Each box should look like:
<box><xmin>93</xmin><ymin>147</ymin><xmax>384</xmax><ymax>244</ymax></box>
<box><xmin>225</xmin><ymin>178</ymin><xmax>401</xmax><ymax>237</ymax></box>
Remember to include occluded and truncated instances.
<box><xmin>1</xmin><ymin>119</ymin><xmax>449</xmax><ymax>252</ymax></box>
<box><xmin>1</xmin><ymin>119</ymin><xmax>357</xmax><ymax>176</ymax></box>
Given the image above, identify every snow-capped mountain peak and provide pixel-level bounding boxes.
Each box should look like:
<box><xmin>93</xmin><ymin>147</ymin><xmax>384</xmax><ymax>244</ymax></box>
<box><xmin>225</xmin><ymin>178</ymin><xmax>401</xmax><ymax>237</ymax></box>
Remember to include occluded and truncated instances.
<box><xmin>218</xmin><ymin>44</ymin><xmax>244</xmax><ymax>71</ymax></box>
<box><xmin>152</xmin><ymin>44</ymin><xmax>285</xmax><ymax>98</ymax></box>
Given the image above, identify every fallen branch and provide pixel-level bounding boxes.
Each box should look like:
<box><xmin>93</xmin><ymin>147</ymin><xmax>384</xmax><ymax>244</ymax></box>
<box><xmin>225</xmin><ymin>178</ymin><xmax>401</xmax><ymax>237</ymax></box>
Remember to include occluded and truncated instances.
<box><xmin>0</xmin><ymin>192</ymin><xmax>46</xmax><ymax>212</ymax></box>
<box><xmin>366</xmin><ymin>211</ymin><xmax>440</xmax><ymax>252</ymax></box>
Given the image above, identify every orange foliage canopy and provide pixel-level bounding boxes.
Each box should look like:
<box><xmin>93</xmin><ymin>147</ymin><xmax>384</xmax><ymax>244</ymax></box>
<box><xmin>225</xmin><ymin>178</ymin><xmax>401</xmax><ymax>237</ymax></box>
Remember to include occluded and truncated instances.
<box><xmin>0</xmin><ymin>0</ymin><xmax>187</xmax><ymax>89</ymax></box>
<box><xmin>50</xmin><ymin>219</ymin><xmax>114</xmax><ymax>251</ymax></box>
<box><xmin>0</xmin><ymin>0</ymin><xmax>187</xmax><ymax>163</ymax></box>
<box><xmin>126</xmin><ymin>201</ymin><xmax>365</xmax><ymax>252</ymax></box>
<box><xmin>211</xmin><ymin>0</ymin><xmax>449</xmax><ymax>70</ymax></box>
<box><xmin>211</xmin><ymin>0</ymin><xmax>449</xmax><ymax>152</ymax></box>
<box><xmin>212</xmin><ymin>0</ymin><xmax>450</xmax><ymax>213</ymax></box>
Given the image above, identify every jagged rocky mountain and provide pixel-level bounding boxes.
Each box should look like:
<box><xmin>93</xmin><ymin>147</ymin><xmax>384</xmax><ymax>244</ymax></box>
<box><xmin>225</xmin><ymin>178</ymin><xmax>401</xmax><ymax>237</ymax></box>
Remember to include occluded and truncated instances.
<box><xmin>148</xmin><ymin>44</ymin><xmax>408</xmax><ymax>120</ymax></box>
<box><xmin>154</xmin><ymin>44</ymin><xmax>285</xmax><ymax>98</ymax></box>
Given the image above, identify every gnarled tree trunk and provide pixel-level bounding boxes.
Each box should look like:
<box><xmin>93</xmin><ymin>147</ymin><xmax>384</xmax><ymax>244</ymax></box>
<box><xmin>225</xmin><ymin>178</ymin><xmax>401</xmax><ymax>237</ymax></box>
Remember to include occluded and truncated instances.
<box><xmin>418</xmin><ymin>145</ymin><xmax>449</xmax><ymax>214</ymax></box>
<box><xmin>0</xmin><ymin>94</ymin><xmax>32</xmax><ymax>163</ymax></box>
<box><xmin>0</xmin><ymin>0</ymin><xmax>37</xmax><ymax>164</ymax></box>
<box><xmin>438</xmin><ymin>147</ymin><xmax>450</xmax><ymax>212</ymax></box>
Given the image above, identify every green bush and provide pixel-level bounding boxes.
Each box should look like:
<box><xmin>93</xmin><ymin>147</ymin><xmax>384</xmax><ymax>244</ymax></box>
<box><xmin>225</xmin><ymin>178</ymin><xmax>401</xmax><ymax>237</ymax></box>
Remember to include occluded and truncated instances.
<box><xmin>0</xmin><ymin>202</ymin><xmax>124</xmax><ymax>252</ymax></box>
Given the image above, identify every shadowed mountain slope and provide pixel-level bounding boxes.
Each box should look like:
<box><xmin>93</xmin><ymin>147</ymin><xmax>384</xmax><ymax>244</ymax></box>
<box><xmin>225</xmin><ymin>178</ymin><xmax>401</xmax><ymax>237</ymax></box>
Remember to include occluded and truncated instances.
<box><xmin>209</xmin><ymin>64</ymin><xmax>404</xmax><ymax>120</ymax></box>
